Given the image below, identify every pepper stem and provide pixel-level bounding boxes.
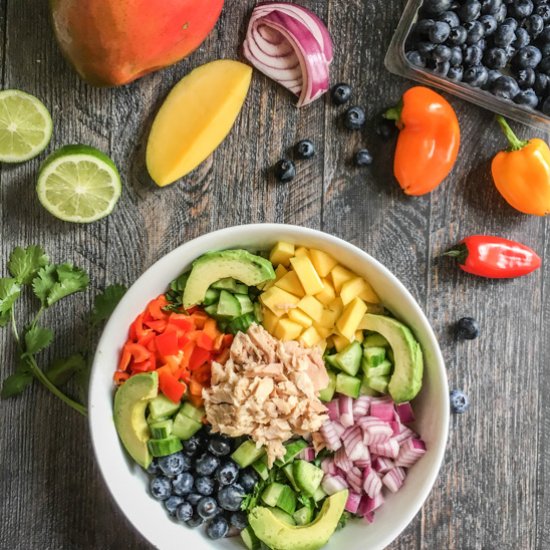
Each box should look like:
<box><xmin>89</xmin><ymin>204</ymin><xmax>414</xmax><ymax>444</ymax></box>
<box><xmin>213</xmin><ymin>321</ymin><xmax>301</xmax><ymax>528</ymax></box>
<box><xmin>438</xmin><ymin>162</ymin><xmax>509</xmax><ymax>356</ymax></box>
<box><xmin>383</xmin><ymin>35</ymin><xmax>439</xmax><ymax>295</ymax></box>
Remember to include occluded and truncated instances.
<box><xmin>495</xmin><ymin>115</ymin><xmax>529</xmax><ymax>152</ymax></box>
<box><xmin>443</xmin><ymin>243</ymin><xmax>468</xmax><ymax>265</ymax></box>
<box><xmin>383</xmin><ymin>100</ymin><xmax>403</xmax><ymax>122</ymax></box>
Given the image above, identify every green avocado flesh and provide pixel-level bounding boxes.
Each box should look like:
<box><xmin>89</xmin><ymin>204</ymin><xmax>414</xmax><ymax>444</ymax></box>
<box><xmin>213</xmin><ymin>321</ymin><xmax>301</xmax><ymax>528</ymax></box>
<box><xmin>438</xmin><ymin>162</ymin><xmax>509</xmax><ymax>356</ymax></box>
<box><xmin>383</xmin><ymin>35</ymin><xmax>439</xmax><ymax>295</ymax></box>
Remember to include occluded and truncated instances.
<box><xmin>361</xmin><ymin>314</ymin><xmax>423</xmax><ymax>403</ymax></box>
<box><xmin>248</xmin><ymin>490</ymin><xmax>348</xmax><ymax>550</ymax></box>
<box><xmin>183</xmin><ymin>249</ymin><xmax>275</xmax><ymax>308</ymax></box>
<box><xmin>114</xmin><ymin>372</ymin><xmax>158</xmax><ymax>469</ymax></box>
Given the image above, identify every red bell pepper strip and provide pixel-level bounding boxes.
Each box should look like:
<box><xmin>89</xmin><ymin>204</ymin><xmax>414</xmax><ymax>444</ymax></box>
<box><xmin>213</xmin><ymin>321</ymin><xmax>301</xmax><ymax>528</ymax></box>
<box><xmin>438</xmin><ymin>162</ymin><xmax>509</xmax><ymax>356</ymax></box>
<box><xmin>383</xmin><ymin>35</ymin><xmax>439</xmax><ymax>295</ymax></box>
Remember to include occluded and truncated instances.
<box><xmin>113</xmin><ymin>371</ymin><xmax>130</xmax><ymax>385</ymax></box>
<box><xmin>158</xmin><ymin>368</ymin><xmax>186</xmax><ymax>403</ymax></box>
<box><xmin>144</xmin><ymin>319</ymin><xmax>168</xmax><ymax>333</ymax></box>
<box><xmin>168</xmin><ymin>314</ymin><xmax>195</xmax><ymax>332</ymax></box>
<box><xmin>196</xmin><ymin>332</ymin><xmax>214</xmax><ymax>351</ymax></box>
<box><xmin>156</xmin><ymin>330</ymin><xmax>179</xmax><ymax>357</ymax></box>
<box><xmin>189</xmin><ymin>347</ymin><xmax>211</xmax><ymax>371</ymax></box>
<box><xmin>148</xmin><ymin>295</ymin><xmax>169</xmax><ymax>320</ymax></box>
<box><xmin>125</xmin><ymin>342</ymin><xmax>152</xmax><ymax>363</ymax></box>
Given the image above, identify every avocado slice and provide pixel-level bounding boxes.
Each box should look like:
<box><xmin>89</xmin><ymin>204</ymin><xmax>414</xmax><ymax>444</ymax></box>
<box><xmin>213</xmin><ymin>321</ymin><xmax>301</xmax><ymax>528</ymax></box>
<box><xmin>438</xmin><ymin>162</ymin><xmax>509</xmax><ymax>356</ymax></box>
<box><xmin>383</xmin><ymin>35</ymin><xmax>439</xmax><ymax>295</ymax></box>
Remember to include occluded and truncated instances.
<box><xmin>113</xmin><ymin>372</ymin><xmax>158</xmax><ymax>469</ymax></box>
<box><xmin>248</xmin><ymin>490</ymin><xmax>348</xmax><ymax>550</ymax></box>
<box><xmin>183</xmin><ymin>249</ymin><xmax>275</xmax><ymax>308</ymax></box>
<box><xmin>361</xmin><ymin>314</ymin><xmax>424</xmax><ymax>403</ymax></box>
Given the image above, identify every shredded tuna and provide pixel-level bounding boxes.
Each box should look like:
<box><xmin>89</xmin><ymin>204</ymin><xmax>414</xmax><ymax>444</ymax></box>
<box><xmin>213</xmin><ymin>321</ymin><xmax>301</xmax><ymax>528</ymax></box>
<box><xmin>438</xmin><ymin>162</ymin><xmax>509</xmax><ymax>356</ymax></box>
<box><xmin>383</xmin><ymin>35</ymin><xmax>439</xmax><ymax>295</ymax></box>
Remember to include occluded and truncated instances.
<box><xmin>204</xmin><ymin>324</ymin><xmax>328</xmax><ymax>466</ymax></box>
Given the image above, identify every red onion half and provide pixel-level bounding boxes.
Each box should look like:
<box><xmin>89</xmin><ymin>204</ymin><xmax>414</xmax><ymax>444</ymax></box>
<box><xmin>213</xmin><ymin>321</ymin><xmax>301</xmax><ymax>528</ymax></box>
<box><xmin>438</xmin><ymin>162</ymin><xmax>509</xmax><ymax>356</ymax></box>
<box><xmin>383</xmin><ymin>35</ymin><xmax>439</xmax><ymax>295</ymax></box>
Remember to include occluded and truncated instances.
<box><xmin>243</xmin><ymin>2</ymin><xmax>333</xmax><ymax>107</ymax></box>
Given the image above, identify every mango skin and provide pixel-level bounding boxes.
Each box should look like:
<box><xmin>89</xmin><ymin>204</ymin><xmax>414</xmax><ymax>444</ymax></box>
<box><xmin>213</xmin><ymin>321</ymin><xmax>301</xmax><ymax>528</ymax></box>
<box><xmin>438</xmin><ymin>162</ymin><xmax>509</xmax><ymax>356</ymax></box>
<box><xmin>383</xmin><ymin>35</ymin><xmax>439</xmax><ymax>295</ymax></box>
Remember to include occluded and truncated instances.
<box><xmin>49</xmin><ymin>0</ymin><xmax>225</xmax><ymax>86</ymax></box>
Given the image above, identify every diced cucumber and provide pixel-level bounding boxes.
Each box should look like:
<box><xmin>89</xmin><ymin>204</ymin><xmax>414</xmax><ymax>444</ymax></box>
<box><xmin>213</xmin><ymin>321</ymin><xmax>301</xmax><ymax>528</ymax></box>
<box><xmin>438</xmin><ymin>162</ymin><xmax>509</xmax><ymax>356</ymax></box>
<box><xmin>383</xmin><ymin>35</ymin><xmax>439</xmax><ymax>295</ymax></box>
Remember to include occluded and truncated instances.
<box><xmin>333</xmin><ymin>341</ymin><xmax>362</xmax><ymax>376</ymax></box>
<box><xmin>324</xmin><ymin>354</ymin><xmax>339</xmax><ymax>369</ymax></box>
<box><xmin>172</xmin><ymin>411</ymin><xmax>202</xmax><ymax>440</ymax></box>
<box><xmin>293</xmin><ymin>506</ymin><xmax>313</xmax><ymax>525</ymax></box>
<box><xmin>270</xmin><ymin>507</ymin><xmax>296</xmax><ymax>526</ymax></box>
<box><xmin>234</xmin><ymin>282</ymin><xmax>249</xmax><ymax>294</ymax></box>
<box><xmin>241</xmin><ymin>526</ymin><xmax>260</xmax><ymax>550</ymax></box>
<box><xmin>283</xmin><ymin>464</ymin><xmax>300</xmax><ymax>491</ymax></box>
<box><xmin>227</xmin><ymin>313</ymin><xmax>256</xmax><ymax>334</ymax></box>
<box><xmin>181</xmin><ymin>402</ymin><xmax>205</xmax><ymax>423</ymax></box>
<box><xmin>147</xmin><ymin>436</ymin><xmax>183</xmax><ymax>457</ymax></box>
<box><xmin>149</xmin><ymin>419</ymin><xmax>173</xmax><ymax>439</ymax></box>
<box><xmin>336</xmin><ymin>373</ymin><xmax>361</xmax><ymax>398</ymax></box>
<box><xmin>312</xmin><ymin>485</ymin><xmax>327</xmax><ymax>502</ymax></box>
<box><xmin>211</xmin><ymin>278</ymin><xmax>240</xmax><ymax>292</ymax></box>
<box><xmin>146</xmin><ymin>413</ymin><xmax>169</xmax><ymax>425</ymax></box>
<box><xmin>148</xmin><ymin>394</ymin><xmax>181</xmax><ymax>420</ymax></box>
<box><xmin>261</xmin><ymin>483</ymin><xmax>286</xmax><ymax>507</ymax></box>
<box><xmin>293</xmin><ymin>460</ymin><xmax>324</xmax><ymax>496</ymax></box>
<box><xmin>204</xmin><ymin>304</ymin><xmax>219</xmax><ymax>317</ymax></box>
<box><xmin>368</xmin><ymin>359</ymin><xmax>393</xmax><ymax>378</ymax></box>
<box><xmin>235</xmin><ymin>294</ymin><xmax>254</xmax><ymax>314</ymax></box>
<box><xmin>275</xmin><ymin>439</ymin><xmax>308</xmax><ymax>466</ymax></box>
<box><xmin>276</xmin><ymin>485</ymin><xmax>297</xmax><ymax>515</ymax></box>
<box><xmin>319</xmin><ymin>370</ymin><xmax>336</xmax><ymax>402</ymax></box>
<box><xmin>232</xmin><ymin>440</ymin><xmax>266</xmax><ymax>468</ymax></box>
<box><xmin>252</xmin><ymin>455</ymin><xmax>269</xmax><ymax>480</ymax></box>
<box><xmin>217</xmin><ymin>290</ymin><xmax>242</xmax><ymax>318</ymax></box>
<box><xmin>360</xmin><ymin>376</ymin><xmax>380</xmax><ymax>396</ymax></box>
<box><xmin>363</xmin><ymin>346</ymin><xmax>387</xmax><ymax>369</ymax></box>
<box><xmin>204</xmin><ymin>288</ymin><xmax>221</xmax><ymax>306</ymax></box>
<box><xmin>368</xmin><ymin>375</ymin><xmax>390</xmax><ymax>394</ymax></box>
<box><xmin>363</xmin><ymin>333</ymin><xmax>390</xmax><ymax>348</ymax></box>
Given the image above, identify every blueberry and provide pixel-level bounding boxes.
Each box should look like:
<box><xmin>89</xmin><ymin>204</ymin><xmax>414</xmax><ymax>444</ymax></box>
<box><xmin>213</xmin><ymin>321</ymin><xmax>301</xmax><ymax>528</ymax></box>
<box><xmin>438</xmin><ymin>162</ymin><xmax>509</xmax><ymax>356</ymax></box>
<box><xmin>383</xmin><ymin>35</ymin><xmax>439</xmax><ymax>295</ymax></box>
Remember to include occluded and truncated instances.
<box><xmin>218</xmin><ymin>484</ymin><xmax>245</xmax><ymax>511</ymax></box>
<box><xmin>484</xmin><ymin>47</ymin><xmax>508</xmax><ymax>68</ymax></box>
<box><xmin>539</xmin><ymin>55</ymin><xmax>550</xmax><ymax>73</ymax></box>
<box><xmin>414</xmin><ymin>18</ymin><xmax>436</xmax><ymax>36</ymax></box>
<box><xmin>516</xmin><ymin>67</ymin><xmax>536</xmax><ymax>89</ymax></box>
<box><xmin>273</xmin><ymin>159</ymin><xmax>296</xmax><ymax>183</ymax></box>
<box><xmin>418</xmin><ymin>41</ymin><xmax>437</xmax><ymax>55</ymax></box>
<box><xmin>464</xmin><ymin>20</ymin><xmax>485</xmax><ymax>43</ymax></box>
<box><xmin>216</xmin><ymin>460</ymin><xmax>240</xmax><ymax>486</ymax></box>
<box><xmin>542</xmin><ymin>95</ymin><xmax>550</xmax><ymax>114</ymax></box>
<box><xmin>343</xmin><ymin>106</ymin><xmax>366</xmax><ymax>130</ymax></box>
<box><xmin>510</xmin><ymin>0</ymin><xmax>534</xmax><ymax>18</ymax></box>
<box><xmin>504</xmin><ymin>44</ymin><xmax>517</xmax><ymax>60</ymax></box>
<box><xmin>541</xmin><ymin>42</ymin><xmax>550</xmax><ymax>57</ymax></box>
<box><xmin>172</xmin><ymin>472</ymin><xmax>195</xmax><ymax>496</ymax></box>
<box><xmin>207</xmin><ymin>516</ymin><xmax>230</xmax><ymax>539</ymax></box>
<box><xmin>355</xmin><ymin>149</ymin><xmax>373</xmax><ymax>166</ymax></box>
<box><xmin>484</xmin><ymin>69</ymin><xmax>502</xmax><ymax>89</ymax></box>
<box><xmin>502</xmin><ymin>18</ymin><xmax>518</xmax><ymax>32</ymax></box>
<box><xmin>464</xmin><ymin>44</ymin><xmax>484</xmax><ymax>65</ymax></box>
<box><xmin>514</xmin><ymin>88</ymin><xmax>539</xmax><ymax>107</ymax></box>
<box><xmin>406</xmin><ymin>50</ymin><xmax>427</xmax><ymax>67</ymax></box>
<box><xmin>459</xmin><ymin>0</ymin><xmax>482</xmax><ymax>22</ymax></box>
<box><xmin>513</xmin><ymin>45</ymin><xmax>542</xmax><ymax>68</ymax></box>
<box><xmin>450</xmin><ymin>389</ymin><xmax>469</xmax><ymax>414</ymax></box>
<box><xmin>534</xmin><ymin>72</ymin><xmax>550</xmax><ymax>95</ymax></box>
<box><xmin>230</xmin><ymin>511</ymin><xmax>248</xmax><ymax>531</ymax></box>
<box><xmin>146</xmin><ymin>459</ymin><xmax>160</xmax><ymax>475</ymax></box>
<box><xmin>164</xmin><ymin>495</ymin><xmax>185</xmax><ymax>517</ymax></box>
<box><xmin>447</xmin><ymin>25</ymin><xmax>468</xmax><ymax>45</ymax></box>
<box><xmin>495</xmin><ymin>4</ymin><xmax>508</xmax><ymax>23</ymax></box>
<box><xmin>434</xmin><ymin>60</ymin><xmax>451</xmax><ymax>75</ymax></box>
<box><xmin>494</xmin><ymin>24</ymin><xmax>515</xmax><ymax>47</ymax></box>
<box><xmin>456</xmin><ymin>317</ymin><xmax>480</xmax><ymax>339</ymax></box>
<box><xmin>331</xmin><ymin>83</ymin><xmax>352</xmax><ymax>105</ymax></box>
<box><xmin>238</xmin><ymin>469</ymin><xmax>259</xmax><ymax>493</ymax></box>
<box><xmin>423</xmin><ymin>0</ymin><xmax>453</xmax><ymax>14</ymax></box>
<box><xmin>176</xmin><ymin>502</ymin><xmax>194</xmax><ymax>522</ymax></box>
<box><xmin>523</xmin><ymin>14</ymin><xmax>544</xmax><ymax>36</ymax></box>
<box><xmin>437</xmin><ymin>10</ymin><xmax>460</xmax><ymax>27</ymax></box>
<box><xmin>183</xmin><ymin>434</ymin><xmax>202</xmax><ymax>456</ymax></box>
<box><xmin>376</xmin><ymin>118</ymin><xmax>397</xmax><ymax>140</ymax></box>
<box><xmin>481</xmin><ymin>0</ymin><xmax>502</xmax><ymax>15</ymax></box>
<box><xmin>448</xmin><ymin>65</ymin><xmax>464</xmax><ymax>80</ymax></box>
<box><xmin>197</xmin><ymin>496</ymin><xmax>219</xmax><ymax>520</ymax></box>
<box><xmin>429</xmin><ymin>21</ymin><xmax>451</xmax><ymax>43</ymax></box>
<box><xmin>463</xmin><ymin>65</ymin><xmax>489</xmax><ymax>86</ymax></box>
<box><xmin>478</xmin><ymin>14</ymin><xmax>498</xmax><ymax>34</ymax></box>
<box><xmin>158</xmin><ymin>452</ymin><xmax>191</xmax><ymax>477</ymax></box>
<box><xmin>208</xmin><ymin>435</ymin><xmax>233</xmax><ymax>457</ymax></box>
<box><xmin>150</xmin><ymin>476</ymin><xmax>172</xmax><ymax>501</ymax></box>
<box><xmin>195</xmin><ymin>452</ymin><xmax>220</xmax><ymax>476</ymax></box>
<box><xmin>195</xmin><ymin>475</ymin><xmax>216</xmax><ymax>495</ymax></box>
<box><xmin>433</xmin><ymin>44</ymin><xmax>452</xmax><ymax>62</ymax></box>
<box><xmin>450</xmin><ymin>46</ymin><xmax>463</xmax><ymax>65</ymax></box>
<box><xmin>186</xmin><ymin>513</ymin><xmax>204</xmax><ymax>528</ymax></box>
<box><xmin>513</xmin><ymin>28</ymin><xmax>531</xmax><ymax>49</ymax></box>
<box><xmin>535</xmin><ymin>4</ymin><xmax>550</xmax><ymax>22</ymax></box>
<box><xmin>294</xmin><ymin>139</ymin><xmax>315</xmax><ymax>160</ymax></box>
<box><xmin>477</xmin><ymin>37</ymin><xmax>488</xmax><ymax>50</ymax></box>
<box><xmin>187</xmin><ymin>493</ymin><xmax>203</xmax><ymax>506</ymax></box>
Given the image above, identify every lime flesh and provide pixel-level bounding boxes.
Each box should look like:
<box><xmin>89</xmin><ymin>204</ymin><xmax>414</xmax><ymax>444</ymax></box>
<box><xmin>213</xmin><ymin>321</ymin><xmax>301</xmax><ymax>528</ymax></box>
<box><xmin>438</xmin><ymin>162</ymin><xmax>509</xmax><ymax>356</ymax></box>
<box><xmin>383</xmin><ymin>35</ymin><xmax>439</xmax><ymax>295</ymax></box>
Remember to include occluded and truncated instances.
<box><xmin>0</xmin><ymin>89</ymin><xmax>53</xmax><ymax>163</ymax></box>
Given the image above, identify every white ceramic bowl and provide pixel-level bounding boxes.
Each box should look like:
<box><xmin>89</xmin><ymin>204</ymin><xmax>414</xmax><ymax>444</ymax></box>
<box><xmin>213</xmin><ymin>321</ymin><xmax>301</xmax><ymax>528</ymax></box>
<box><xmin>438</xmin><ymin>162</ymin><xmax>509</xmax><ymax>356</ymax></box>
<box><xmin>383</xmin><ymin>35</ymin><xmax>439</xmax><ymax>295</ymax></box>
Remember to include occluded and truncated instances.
<box><xmin>89</xmin><ymin>223</ymin><xmax>449</xmax><ymax>550</ymax></box>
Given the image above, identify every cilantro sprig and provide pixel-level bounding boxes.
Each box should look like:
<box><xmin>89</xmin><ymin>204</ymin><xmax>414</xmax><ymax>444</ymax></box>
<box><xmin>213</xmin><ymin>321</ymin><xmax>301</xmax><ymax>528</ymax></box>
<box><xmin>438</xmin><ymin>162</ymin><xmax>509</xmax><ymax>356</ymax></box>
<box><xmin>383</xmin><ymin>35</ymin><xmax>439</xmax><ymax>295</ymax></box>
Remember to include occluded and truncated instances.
<box><xmin>0</xmin><ymin>245</ymin><xmax>126</xmax><ymax>416</ymax></box>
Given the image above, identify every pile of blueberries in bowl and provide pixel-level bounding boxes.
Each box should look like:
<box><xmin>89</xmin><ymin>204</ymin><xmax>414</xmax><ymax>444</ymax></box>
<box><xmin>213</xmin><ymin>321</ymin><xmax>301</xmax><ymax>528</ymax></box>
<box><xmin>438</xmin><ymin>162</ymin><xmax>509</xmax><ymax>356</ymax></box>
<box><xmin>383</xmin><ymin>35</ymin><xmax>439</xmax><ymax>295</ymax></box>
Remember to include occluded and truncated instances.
<box><xmin>405</xmin><ymin>0</ymin><xmax>550</xmax><ymax>114</ymax></box>
<box><xmin>147</xmin><ymin>427</ymin><xmax>256</xmax><ymax>540</ymax></box>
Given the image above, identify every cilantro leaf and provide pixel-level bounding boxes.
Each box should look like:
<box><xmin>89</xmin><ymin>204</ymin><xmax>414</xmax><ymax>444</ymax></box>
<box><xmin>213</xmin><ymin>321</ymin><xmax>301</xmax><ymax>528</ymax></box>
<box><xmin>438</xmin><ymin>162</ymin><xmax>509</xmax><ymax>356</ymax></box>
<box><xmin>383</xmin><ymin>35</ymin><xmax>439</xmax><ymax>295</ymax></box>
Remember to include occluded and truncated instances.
<box><xmin>24</xmin><ymin>325</ymin><xmax>54</xmax><ymax>355</ymax></box>
<box><xmin>32</xmin><ymin>264</ymin><xmax>89</xmax><ymax>307</ymax></box>
<box><xmin>46</xmin><ymin>353</ymin><xmax>86</xmax><ymax>386</ymax></box>
<box><xmin>91</xmin><ymin>284</ymin><xmax>127</xmax><ymax>325</ymax></box>
<box><xmin>336</xmin><ymin>511</ymin><xmax>351</xmax><ymax>531</ymax></box>
<box><xmin>32</xmin><ymin>265</ymin><xmax>57</xmax><ymax>305</ymax></box>
<box><xmin>0</xmin><ymin>277</ymin><xmax>21</xmax><ymax>314</ymax></box>
<box><xmin>1</xmin><ymin>362</ymin><xmax>33</xmax><ymax>398</ymax></box>
<box><xmin>8</xmin><ymin>245</ymin><xmax>49</xmax><ymax>284</ymax></box>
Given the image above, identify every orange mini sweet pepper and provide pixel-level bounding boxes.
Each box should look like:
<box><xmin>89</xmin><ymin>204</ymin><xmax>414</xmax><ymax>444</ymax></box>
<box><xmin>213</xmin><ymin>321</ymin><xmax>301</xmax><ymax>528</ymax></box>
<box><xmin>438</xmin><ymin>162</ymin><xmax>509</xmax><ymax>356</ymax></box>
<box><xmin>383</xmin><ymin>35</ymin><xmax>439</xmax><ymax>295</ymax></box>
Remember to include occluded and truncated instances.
<box><xmin>492</xmin><ymin>116</ymin><xmax>550</xmax><ymax>216</ymax></box>
<box><xmin>385</xmin><ymin>86</ymin><xmax>460</xmax><ymax>196</ymax></box>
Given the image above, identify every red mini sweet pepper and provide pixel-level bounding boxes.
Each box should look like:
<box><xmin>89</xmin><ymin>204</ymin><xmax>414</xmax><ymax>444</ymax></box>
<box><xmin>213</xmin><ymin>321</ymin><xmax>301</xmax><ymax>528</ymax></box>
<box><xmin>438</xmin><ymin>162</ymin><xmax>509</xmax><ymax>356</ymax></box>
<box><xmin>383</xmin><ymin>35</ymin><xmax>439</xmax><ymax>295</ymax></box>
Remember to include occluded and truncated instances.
<box><xmin>445</xmin><ymin>235</ymin><xmax>541</xmax><ymax>279</ymax></box>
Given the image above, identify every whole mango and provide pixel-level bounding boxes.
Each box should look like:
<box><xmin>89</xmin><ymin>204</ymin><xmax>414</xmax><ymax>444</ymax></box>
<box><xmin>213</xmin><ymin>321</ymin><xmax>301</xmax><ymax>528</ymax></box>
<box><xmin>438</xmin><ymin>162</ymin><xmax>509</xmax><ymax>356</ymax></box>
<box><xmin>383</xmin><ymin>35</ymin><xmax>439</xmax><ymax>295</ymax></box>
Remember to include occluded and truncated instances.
<box><xmin>49</xmin><ymin>0</ymin><xmax>225</xmax><ymax>86</ymax></box>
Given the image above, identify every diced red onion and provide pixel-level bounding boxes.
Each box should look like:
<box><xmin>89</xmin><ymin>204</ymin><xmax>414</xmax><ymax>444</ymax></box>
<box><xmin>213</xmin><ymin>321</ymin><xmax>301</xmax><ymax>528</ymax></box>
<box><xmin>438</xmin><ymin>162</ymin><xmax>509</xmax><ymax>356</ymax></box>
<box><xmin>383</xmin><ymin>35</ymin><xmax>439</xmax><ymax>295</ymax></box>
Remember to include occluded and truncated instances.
<box><xmin>325</xmin><ymin>399</ymin><xmax>340</xmax><ymax>421</ymax></box>
<box><xmin>369</xmin><ymin>438</ymin><xmax>400</xmax><ymax>459</ymax></box>
<box><xmin>334</xmin><ymin>447</ymin><xmax>354</xmax><ymax>473</ymax></box>
<box><xmin>320</xmin><ymin>421</ymin><xmax>342</xmax><ymax>451</ymax></box>
<box><xmin>346</xmin><ymin>466</ymin><xmax>364</xmax><ymax>494</ymax></box>
<box><xmin>366</xmin><ymin>492</ymin><xmax>385</xmax><ymax>513</ymax></box>
<box><xmin>298</xmin><ymin>447</ymin><xmax>315</xmax><ymax>462</ymax></box>
<box><xmin>352</xmin><ymin>395</ymin><xmax>371</xmax><ymax>417</ymax></box>
<box><xmin>333</xmin><ymin>422</ymin><xmax>346</xmax><ymax>438</ymax></box>
<box><xmin>372</xmin><ymin>456</ymin><xmax>395</xmax><ymax>474</ymax></box>
<box><xmin>382</xmin><ymin>467</ymin><xmax>406</xmax><ymax>493</ymax></box>
<box><xmin>354</xmin><ymin>449</ymin><xmax>371</xmax><ymax>468</ymax></box>
<box><xmin>395</xmin><ymin>402</ymin><xmax>416</xmax><ymax>423</ymax></box>
<box><xmin>394</xmin><ymin>425</ymin><xmax>417</xmax><ymax>445</ymax></box>
<box><xmin>345</xmin><ymin>492</ymin><xmax>362</xmax><ymax>514</ymax></box>
<box><xmin>364</xmin><ymin>511</ymin><xmax>375</xmax><ymax>524</ymax></box>
<box><xmin>339</xmin><ymin>395</ymin><xmax>354</xmax><ymax>427</ymax></box>
<box><xmin>243</xmin><ymin>2</ymin><xmax>333</xmax><ymax>107</ymax></box>
<box><xmin>343</xmin><ymin>426</ymin><xmax>367</xmax><ymax>461</ymax></box>
<box><xmin>395</xmin><ymin>438</ymin><xmax>427</xmax><ymax>468</ymax></box>
<box><xmin>389</xmin><ymin>420</ymin><xmax>401</xmax><ymax>436</ymax></box>
<box><xmin>361</xmin><ymin>420</ymin><xmax>393</xmax><ymax>445</ymax></box>
<box><xmin>363</xmin><ymin>468</ymin><xmax>382</xmax><ymax>498</ymax></box>
<box><xmin>370</xmin><ymin>401</ymin><xmax>395</xmax><ymax>422</ymax></box>
<box><xmin>322</xmin><ymin>474</ymin><xmax>348</xmax><ymax>495</ymax></box>
<box><xmin>321</xmin><ymin>458</ymin><xmax>337</xmax><ymax>475</ymax></box>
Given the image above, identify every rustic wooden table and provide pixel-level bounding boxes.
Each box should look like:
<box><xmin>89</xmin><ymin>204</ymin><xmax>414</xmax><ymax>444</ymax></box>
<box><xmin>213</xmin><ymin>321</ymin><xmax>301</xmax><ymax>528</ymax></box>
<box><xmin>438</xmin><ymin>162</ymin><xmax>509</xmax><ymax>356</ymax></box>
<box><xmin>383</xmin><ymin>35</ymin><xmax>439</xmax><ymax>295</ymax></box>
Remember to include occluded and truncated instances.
<box><xmin>1</xmin><ymin>1</ymin><xmax>548</xmax><ymax>549</ymax></box>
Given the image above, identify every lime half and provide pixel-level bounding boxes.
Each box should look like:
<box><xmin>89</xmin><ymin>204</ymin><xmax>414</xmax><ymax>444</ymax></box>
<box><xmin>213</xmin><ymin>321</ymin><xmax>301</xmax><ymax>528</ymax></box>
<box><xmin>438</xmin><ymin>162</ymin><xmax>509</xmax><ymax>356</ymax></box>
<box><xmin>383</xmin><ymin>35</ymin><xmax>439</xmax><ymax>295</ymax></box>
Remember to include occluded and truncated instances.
<box><xmin>0</xmin><ymin>89</ymin><xmax>53</xmax><ymax>162</ymax></box>
<box><xmin>37</xmin><ymin>145</ymin><xmax>122</xmax><ymax>223</ymax></box>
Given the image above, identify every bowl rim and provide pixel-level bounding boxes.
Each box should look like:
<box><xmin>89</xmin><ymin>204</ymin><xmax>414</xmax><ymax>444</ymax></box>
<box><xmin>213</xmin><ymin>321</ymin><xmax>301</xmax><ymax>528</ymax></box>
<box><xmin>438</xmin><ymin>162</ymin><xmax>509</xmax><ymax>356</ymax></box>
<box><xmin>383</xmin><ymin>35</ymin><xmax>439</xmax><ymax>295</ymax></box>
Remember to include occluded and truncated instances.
<box><xmin>89</xmin><ymin>223</ymin><xmax>449</xmax><ymax>550</ymax></box>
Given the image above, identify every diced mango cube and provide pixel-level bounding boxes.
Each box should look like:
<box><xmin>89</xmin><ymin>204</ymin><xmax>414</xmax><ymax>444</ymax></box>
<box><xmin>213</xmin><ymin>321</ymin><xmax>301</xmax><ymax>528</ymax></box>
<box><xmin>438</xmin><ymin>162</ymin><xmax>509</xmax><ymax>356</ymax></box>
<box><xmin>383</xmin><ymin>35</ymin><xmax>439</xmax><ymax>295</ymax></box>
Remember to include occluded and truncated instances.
<box><xmin>317</xmin><ymin>340</ymin><xmax>328</xmax><ymax>354</ymax></box>
<box><xmin>270</xmin><ymin>242</ymin><xmax>295</xmax><ymax>267</ymax></box>
<box><xmin>309</xmin><ymin>249</ymin><xmax>338</xmax><ymax>277</ymax></box>
<box><xmin>275</xmin><ymin>318</ymin><xmax>303</xmax><ymax>341</ymax></box>
<box><xmin>288</xmin><ymin>308</ymin><xmax>313</xmax><ymax>328</ymax></box>
<box><xmin>340</xmin><ymin>277</ymin><xmax>369</xmax><ymax>306</ymax></box>
<box><xmin>294</xmin><ymin>247</ymin><xmax>310</xmax><ymax>258</ymax></box>
<box><xmin>358</xmin><ymin>280</ymin><xmax>380</xmax><ymax>304</ymax></box>
<box><xmin>330</xmin><ymin>265</ymin><xmax>355</xmax><ymax>293</ymax></box>
<box><xmin>297</xmin><ymin>295</ymin><xmax>324</xmax><ymax>322</ymax></box>
<box><xmin>333</xmin><ymin>333</ymin><xmax>351</xmax><ymax>352</ymax></box>
<box><xmin>315</xmin><ymin>278</ymin><xmax>336</xmax><ymax>306</ymax></box>
<box><xmin>274</xmin><ymin>264</ymin><xmax>288</xmax><ymax>281</ymax></box>
<box><xmin>262</xmin><ymin>309</ymin><xmax>280</xmax><ymax>334</ymax></box>
<box><xmin>260</xmin><ymin>286</ymin><xmax>300</xmax><ymax>317</ymax></box>
<box><xmin>290</xmin><ymin>256</ymin><xmax>325</xmax><ymax>295</ymax></box>
<box><xmin>327</xmin><ymin>297</ymin><xmax>344</xmax><ymax>317</ymax></box>
<box><xmin>299</xmin><ymin>327</ymin><xmax>322</xmax><ymax>347</ymax></box>
<box><xmin>354</xmin><ymin>330</ymin><xmax>365</xmax><ymax>343</ymax></box>
<box><xmin>336</xmin><ymin>297</ymin><xmax>368</xmax><ymax>340</ymax></box>
<box><xmin>275</xmin><ymin>271</ymin><xmax>305</xmax><ymax>297</ymax></box>
<box><xmin>318</xmin><ymin>308</ymin><xmax>339</xmax><ymax>329</ymax></box>
<box><xmin>313</xmin><ymin>324</ymin><xmax>332</xmax><ymax>339</ymax></box>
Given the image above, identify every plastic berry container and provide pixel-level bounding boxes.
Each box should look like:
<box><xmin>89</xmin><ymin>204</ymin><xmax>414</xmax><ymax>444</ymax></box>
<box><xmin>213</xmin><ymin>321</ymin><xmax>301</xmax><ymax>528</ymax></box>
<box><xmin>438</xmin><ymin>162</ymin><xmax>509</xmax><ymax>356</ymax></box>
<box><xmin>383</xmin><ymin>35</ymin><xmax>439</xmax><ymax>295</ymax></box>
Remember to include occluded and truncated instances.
<box><xmin>384</xmin><ymin>0</ymin><xmax>550</xmax><ymax>131</ymax></box>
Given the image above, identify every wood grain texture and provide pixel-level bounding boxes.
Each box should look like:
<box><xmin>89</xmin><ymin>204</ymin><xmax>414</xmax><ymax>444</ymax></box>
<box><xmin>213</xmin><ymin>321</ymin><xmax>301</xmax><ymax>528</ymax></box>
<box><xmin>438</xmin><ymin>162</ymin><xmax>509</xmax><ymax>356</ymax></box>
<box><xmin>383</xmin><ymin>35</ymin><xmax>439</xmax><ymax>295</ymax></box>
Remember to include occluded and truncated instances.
<box><xmin>0</xmin><ymin>0</ymin><xmax>548</xmax><ymax>549</ymax></box>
